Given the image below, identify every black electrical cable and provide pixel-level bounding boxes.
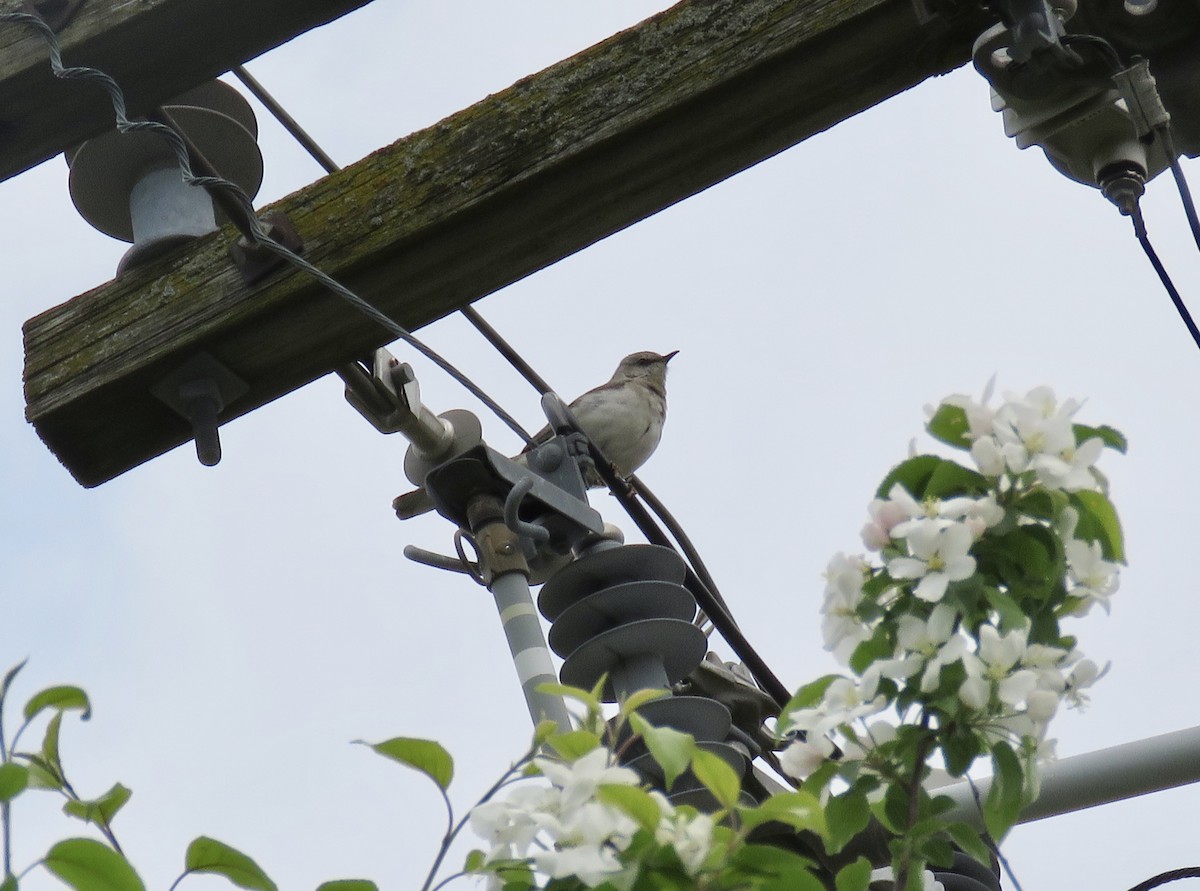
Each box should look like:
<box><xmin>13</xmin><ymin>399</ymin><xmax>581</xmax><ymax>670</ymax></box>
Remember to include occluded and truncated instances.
<box><xmin>1159</xmin><ymin>127</ymin><xmax>1200</xmax><ymax>256</ymax></box>
<box><xmin>1060</xmin><ymin>33</ymin><xmax>1125</xmax><ymax>73</ymax></box>
<box><xmin>627</xmin><ymin>473</ymin><xmax>734</xmax><ymax>626</ymax></box>
<box><xmin>1125</xmin><ymin>868</ymin><xmax>1200</xmax><ymax>891</ymax></box>
<box><xmin>1130</xmin><ymin>209</ymin><xmax>1200</xmax><ymax>352</ymax></box>
<box><xmin>0</xmin><ymin>10</ymin><xmax>536</xmax><ymax>447</ymax></box>
<box><xmin>231</xmin><ymin>64</ymin><xmax>342</xmax><ymax>176</ymax></box>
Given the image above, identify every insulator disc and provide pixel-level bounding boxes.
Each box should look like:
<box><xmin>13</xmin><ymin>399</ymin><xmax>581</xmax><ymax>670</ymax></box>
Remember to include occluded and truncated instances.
<box><xmin>547</xmin><ymin>579</ymin><xmax>696</xmax><ymax>658</ymax></box>
<box><xmin>67</xmin><ymin>81</ymin><xmax>263</xmax><ymax>241</ymax></box>
<box><xmin>619</xmin><ymin>696</ymin><xmax>732</xmax><ymax>746</ymax></box>
<box><xmin>539</xmin><ymin>544</ymin><xmax>685</xmax><ymax>620</ymax></box>
<box><xmin>625</xmin><ymin>741</ymin><xmax>747</xmax><ymax>785</ymax></box>
<box><xmin>559</xmin><ymin>617</ymin><xmax>706</xmax><ymax>701</ymax></box>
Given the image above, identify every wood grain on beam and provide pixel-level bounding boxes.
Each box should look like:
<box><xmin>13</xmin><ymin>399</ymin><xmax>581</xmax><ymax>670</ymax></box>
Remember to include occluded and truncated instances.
<box><xmin>0</xmin><ymin>0</ymin><xmax>374</xmax><ymax>181</ymax></box>
<box><xmin>24</xmin><ymin>0</ymin><xmax>991</xmax><ymax>487</ymax></box>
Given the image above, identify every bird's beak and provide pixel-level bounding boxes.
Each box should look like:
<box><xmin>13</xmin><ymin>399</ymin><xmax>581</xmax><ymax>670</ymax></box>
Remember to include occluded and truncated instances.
<box><xmin>663</xmin><ymin>350</ymin><xmax>679</xmax><ymax>363</ymax></box>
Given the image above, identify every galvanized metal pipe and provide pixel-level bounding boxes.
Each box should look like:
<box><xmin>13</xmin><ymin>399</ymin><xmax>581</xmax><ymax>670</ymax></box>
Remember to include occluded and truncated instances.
<box><xmin>938</xmin><ymin>725</ymin><xmax>1200</xmax><ymax>826</ymax></box>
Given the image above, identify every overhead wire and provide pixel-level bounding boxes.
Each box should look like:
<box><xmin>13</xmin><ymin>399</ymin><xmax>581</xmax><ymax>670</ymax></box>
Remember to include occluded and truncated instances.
<box><xmin>1124</xmin><ymin>868</ymin><xmax>1200</xmax><ymax>891</ymax></box>
<box><xmin>0</xmin><ymin>10</ymin><xmax>535</xmax><ymax>446</ymax></box>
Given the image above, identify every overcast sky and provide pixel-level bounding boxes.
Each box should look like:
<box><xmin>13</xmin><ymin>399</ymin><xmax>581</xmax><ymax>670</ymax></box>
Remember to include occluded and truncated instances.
<box><xmin>2</xmin><ymin>2</ymin><xmax>1199</xmax><ymax>890</ymax></box>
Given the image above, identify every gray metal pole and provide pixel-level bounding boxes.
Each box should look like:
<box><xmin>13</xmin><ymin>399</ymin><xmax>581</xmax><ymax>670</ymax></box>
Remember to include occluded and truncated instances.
<box><xmin>938</xmin><ymin>725</ymin><xmax>1200</xmax><ymax>826</ymax></box>
<box><xmin>488</xmin><ymin>569</ymin><xmax>573</xmax><ymax>731</ymax></box>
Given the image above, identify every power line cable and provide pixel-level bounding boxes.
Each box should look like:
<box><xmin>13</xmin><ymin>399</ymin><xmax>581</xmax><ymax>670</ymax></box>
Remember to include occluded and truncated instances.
<box><xmin>1124</xmin><ymin>868</ymin><xmax>1200</xmax><ymax>891</ymax></box>
<box><xmin>231</xmin><ymin>64</ymin><xmax>341</xmax><ymax>176</ymax></box>
<box><xmin>0</xmin><ymin>9</ymin><xmax>535</xmax><ymax>446</ymax></box>
<box><xmin>1128</xmin><ymin>206</ymin><xmax>1200</xmax><ymax>352</ymax></box>
<box><xmin>1159</xmin><ymin>127</ymin><xmax>1200</xmax><ymax>256</ymax></box>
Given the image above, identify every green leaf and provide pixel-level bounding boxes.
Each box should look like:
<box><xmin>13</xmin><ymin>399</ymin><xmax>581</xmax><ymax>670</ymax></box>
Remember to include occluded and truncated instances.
<box><xmin>835</xmin><ymin>857</ymin><xmax>873</xmax><ymax>891</ymax></box>
<box><xmin>1069</xmin><ymin>490</ymin><xmax>1125</xmax><ymax>563</ymax></box>
<box><xmin>0</xmin><ymin>659</ymin><xmax>28</xmax><ymax>710</ymax></box>
<box><xmin>729</xmin><ymin>845</ymin><xmax>825</xmax><ymax>891</ymax></box>
<box><xmin>619</xmin><ymin>689</ymin><xmax>669</xmax><ymax>718</ymax></box>
<box><xmin>940</xmin><ymin>725</ymin><xmax>983</xmax><ymax>777</ymax></box>
<box><xmin>926</xmin><ymin>404</ymin><xmax>972</xmax><ymax>449</ymax></box>
<box><xmin>924</xmin><ymin>461</ymin><xmax>990</xmax><ymax>500</ymax></box>
<box><xmin>359</xmin><ymin>738</ymin><xmax>453</xmax><ymax>791</ymax></box>
<box><xmin>535</xmin><ymin>682</ymin><xmax>601</xmax><ymax>714</ymax></box>
<box><xmin>983</xmin><ymin>743</ymin><xmax>1024</xmax><ymax>841</ymax></box>
<box><xmin>983</xmin><ymin>588</ymin><xmax>1027</xmax><ymax>633</ymax></box>
<box><xmin>40</xmin><ymin>713</ymin><xmax>64</xmax><ymax>781</ymax></box>
<box><xmin>315</xmin><ymin>882</ymin><xmax>378</xmax><ymax>891</ymax></box>
<box><xmin>1074</xmin><ymin>423</ymin><xmax>1127</xmax><ymax>454</ymax></box>
<box><xmin>0</xmin><ymin>873</ymin><xmax>15</xmax><ymax>891</ymax></box>
<box><xmin>185</xmin><ymin>837</ymin><xmax>276</xmax><ymax>891</ymax></box>
<box><xmin>21</xmin><ymin>753</ymin><xmax>62</xmax><ymax>790</ymax></box>
<box><xmin>629</xmin><ymin>714</ymin><xmax>694</xmax><ymax>790</ymax></box>
<box><xmin>825</xmin><ymin>788</ymin><xmax>870</xmax><ymax>854</ymax></box>
<box><xmin>463</xmin><ymin>850</ymin><xmax>487</xmax><ymax>873</ymax></box>
<box><xmin>23</xmin><ymin>686</ymin><xmax>90</xmax><ymax>722</ymax></box>
<box><xmin>780</xmin><ymin>676</ymin><xmax>841</xmax><ymax>726</ymax></box>
<box><xmin>945</xmin><ymin>821</ymin><xmax>993</xmax><ymax>869</ymax></box>
<box><xmin>545</xmin><ymin>730</ymin><xmax>601</xmax><ymax>761</ymax></box>
<box><xmin>44</xmin><ymin>838</ymin><xmax>145</xmax><ymax>891</ymax></box>
<box><xmin>596</xmin><ymin>785</ymin><xmax>662</xmax><ymax>832</ymax></box>
<box><xmin>0</xmin><ymin>762</ymin><xmax>29</xmax><ymax>802</ymax></box>
<box><xmin>690</xmin><ymin>749</ymin><xmax>741</xmax><ymax>809</ymax></box>
<box><xmin>63</xmin><ymin>783</ymin><xmax>132</xmax><ymax>828</ymax></box>
<box><xmin>876</xmin><ymin>456</ymin><xmax>942</xmax><ymax>499</ymax></box>
<box><xmin>740</xmin><ymin>791</ymin><xmax>827</xmax><ymax>837</ymax></box>
<box><xmin>850</xmin><ymin>626</ymin><xmax>895</xmax><ymax>676</ymax></box>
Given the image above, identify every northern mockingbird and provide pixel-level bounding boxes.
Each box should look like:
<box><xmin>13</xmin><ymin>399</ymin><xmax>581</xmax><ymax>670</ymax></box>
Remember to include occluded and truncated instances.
<box><xmin>395</xmin><ymin>350</ymin><xmax>677</xmax><ymax>517</ymax></box>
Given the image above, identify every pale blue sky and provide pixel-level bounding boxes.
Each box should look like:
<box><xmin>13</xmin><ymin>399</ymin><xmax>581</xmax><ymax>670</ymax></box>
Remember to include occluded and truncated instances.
<box><xmin>2</xmin><ymin>3</ymin><xmax>1198</xmax><ymax>889</ymax></box>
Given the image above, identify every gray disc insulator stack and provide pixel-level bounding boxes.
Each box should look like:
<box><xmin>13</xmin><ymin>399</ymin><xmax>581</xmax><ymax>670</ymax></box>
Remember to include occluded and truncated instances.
<box><xmin>65</xmin><ymin>80</ymin><xmax>264</xmax><ymax>276</ymax></box>
<box><xmin>538</xmin><ymin>544</ymin><xmax>753</xmax><ymax>807</ymax></box>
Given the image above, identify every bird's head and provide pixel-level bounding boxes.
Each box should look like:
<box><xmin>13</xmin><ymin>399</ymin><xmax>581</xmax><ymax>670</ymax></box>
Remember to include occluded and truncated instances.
<box><xmin>611</xmin><ymin>350</ymin><xmax>678</xmax><ymax>386</ymax></box>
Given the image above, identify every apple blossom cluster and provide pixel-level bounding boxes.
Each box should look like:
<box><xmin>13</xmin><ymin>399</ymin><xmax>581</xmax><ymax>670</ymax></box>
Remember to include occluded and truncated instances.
<box><xmin>469</xmin><ymin>747</ymin><xmax>715</xmax><ymax>890</ymax></box>
<box><xmin>781</xmin><ymin>384</ymin><xmax>1125</xmax><ymax>808</ymax></box>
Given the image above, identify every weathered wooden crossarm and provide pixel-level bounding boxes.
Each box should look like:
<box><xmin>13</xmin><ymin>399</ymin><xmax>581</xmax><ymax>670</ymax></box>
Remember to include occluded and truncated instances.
<box><xmin>23</xmin><ymin>0</ymin><xmax>991</xmax><ymax>487</ymax></box>
<box><xmin>0</xmin><ymin>0</ymin><xmax>375</xmax><ymax>182</ymax></box>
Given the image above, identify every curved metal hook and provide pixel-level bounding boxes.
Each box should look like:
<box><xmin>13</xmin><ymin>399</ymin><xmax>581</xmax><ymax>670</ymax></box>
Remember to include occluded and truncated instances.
<box><xmin>503</xmin><ymin>476</ymin><xmax>551</xmax><ymax>543</ymax></box>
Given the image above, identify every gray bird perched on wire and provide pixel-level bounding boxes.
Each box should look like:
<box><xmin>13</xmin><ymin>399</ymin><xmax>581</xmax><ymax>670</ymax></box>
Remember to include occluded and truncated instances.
<box><xmin>395</xmin><ymin>350</ymin><xmax>678</xmax><ymax>518</ymax></box>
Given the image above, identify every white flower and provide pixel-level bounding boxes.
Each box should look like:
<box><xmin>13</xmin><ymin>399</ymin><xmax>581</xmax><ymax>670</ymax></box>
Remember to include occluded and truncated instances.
<box><xmin>655</xmin><ymin>810</ymin><xmax>715</xmax><ymax>875</ymax></box>
<box><xmin>534</xmin><ymin>747</ymin><xmax>640</xmax><ymax>812</ymax></box>
<box><xmin>896</xmin><ymin>604</ymin><xmax>968</xmax><ymax>692</ymax></box>
<box><xmin>821</xmin><ymin>553</ymin><xmax>871</xmax><ymax>663</ymax></box>
<box><xmin>1064</xmin><ymin>658</ymin><xmax>1109</xmax><ymax>709</ymax></box>
<box><xmin>1031</xmin><ymin>436</ymin><xmax>1104</xmax><ymax>492</ymax></box>
<box><xmin>469</xmin><ymin>784</ymin><xmax>558</xmax><ymax>860</ymax></box>
<box><xmin>862</xmin><ymin>496</ymin><xmax>911</xmax><ymax>550</ymax></box>
<box><xmin>779</xmin><ymin>734</ymin><xmax>836</xmax><ymax>780</ymax></box>
<box><xmin>888</xmin><ymin>522</ymin><xmax>976</xmax><ymax>602</ymax></box>
<box><xmin>964</xmin><ymin>495</ymin><xmax>1005</xmax><ymax>539</ymax></box>
<box><xmin>785</xmin><ymin>673</ymin><xmax>887</xmax><ymax>739</ymax></box>
<box><xmin>970</xmin><ymin>435</ymin><xmax>1007</xmax><ymax>477</ymax></box>
<box><xmin>841</xmin><ymin>720</ymin><xmax>898</xmax><ymax>761</ymax></box>
<box><xmin>533</xmin><ymin>843</ymin><xmax>626</xmax><ymax>888</ymax></box>
<box><xmin>888</xmin><ymin>486</ymin><xmax>981</xmax><ymax>541</ymax></box>
<box><xmin>1065</xmin><ymin>539</ymin><xmax>1120</xmax><ymax>615</ymax></box>
<box><xmin>960</xmin><ymin>625</ymin><xmax>1039</xmax><ymax>710</ymax></box>
<box><xmin>1025</xmin><ymin>689</ymin><xmax>1059</xmax><ymax>724</ymax></box>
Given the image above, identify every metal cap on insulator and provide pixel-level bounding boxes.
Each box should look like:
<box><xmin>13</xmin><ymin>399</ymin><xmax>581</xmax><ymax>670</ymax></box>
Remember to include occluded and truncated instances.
<box><xmin>65</xmin><ymin>80</ymin><xmax>264</xmax><ymax>275</ymax></box>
